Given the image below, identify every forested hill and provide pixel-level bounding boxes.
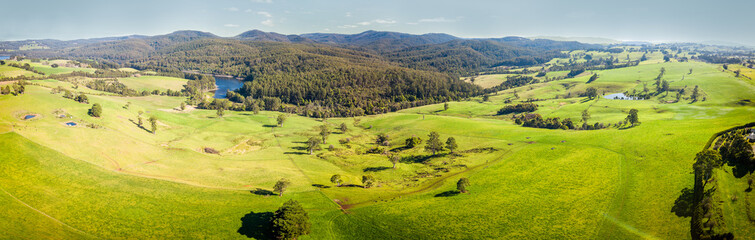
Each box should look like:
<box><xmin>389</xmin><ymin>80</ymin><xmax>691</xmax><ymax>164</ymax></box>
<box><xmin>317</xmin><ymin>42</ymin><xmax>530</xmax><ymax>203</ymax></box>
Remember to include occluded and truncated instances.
<box><xmin>4</xmin><ymin>30</ymin><xmax>600</xmax><ymax>117</ymax></box>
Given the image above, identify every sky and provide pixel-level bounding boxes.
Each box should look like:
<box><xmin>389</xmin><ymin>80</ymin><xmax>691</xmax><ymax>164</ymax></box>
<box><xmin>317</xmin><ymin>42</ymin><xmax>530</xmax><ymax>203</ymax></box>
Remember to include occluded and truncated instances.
<box><xmin>1</xmin><ymin>0</ymin><xmax>754</xmax><ymax>45</ymax></box>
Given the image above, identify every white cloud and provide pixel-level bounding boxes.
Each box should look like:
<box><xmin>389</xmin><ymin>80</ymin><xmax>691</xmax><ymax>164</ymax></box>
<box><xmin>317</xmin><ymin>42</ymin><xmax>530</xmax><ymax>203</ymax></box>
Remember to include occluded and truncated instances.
<box><xmin>224</xmin><ymin>24</ymin><xmax>239</xmax><ymax>27</ymax></box>
<box><xmin>226</xmin><ymin>7</ymin><xmax>239</xmax><ymax>12</ymax></box>
<box><xmin>261</xmin><ymin>19</ymin><xmax>274</xmax><ymax>26</ymax></box>
<box><xmin>356</xmin><ymin>19</ymin><xmax>397</xmax><ymax>26</ymax></box>
<box><xmin>244</xmin><ymin>9</ymin><xmax>253</xmax><ymax>13</ymax></box>
<box><xmin>374</xmin><ymin>19</ymin><xmax>397</xmax><ymax>24</ymax></box>
<box><xmin>345</xmin><ymin>12</ymin><xmax>352</xmax><ymax>17</ymax></box>
<box><xmin>257</xmin><ymin>11</ymin><xmax>272</xmax><ymax>17</ymax></box>
<box><xmin>338</xmin><ymin>24</ymin><xmax>358</xmax><ymax>29</ymax></box>
<box><xmin>251</xmin><ymin>0</ymin><xmax>272</xmax><ymax>3</ymax></box>
<box><xmin>419</xmin><ymin>17</ymin><xmax>456</xmax><ymax>23</ymax></box>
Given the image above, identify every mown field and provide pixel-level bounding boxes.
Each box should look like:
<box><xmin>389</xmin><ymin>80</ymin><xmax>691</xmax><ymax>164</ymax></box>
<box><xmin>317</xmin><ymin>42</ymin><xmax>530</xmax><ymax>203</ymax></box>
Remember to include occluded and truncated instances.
<box><xmin>0</xmin><ymin>57</ymin><xmax>753</xmax><ymax>239</ymax></box>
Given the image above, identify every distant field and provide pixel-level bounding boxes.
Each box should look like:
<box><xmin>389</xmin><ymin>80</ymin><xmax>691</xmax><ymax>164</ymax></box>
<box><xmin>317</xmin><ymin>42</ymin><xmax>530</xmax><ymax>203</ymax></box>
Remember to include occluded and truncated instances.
<box><xmin>0</xmin><ymin>59</ymin><xmax>753</xmax><ymax>239</ymax></box>
<box><xmin>118</xmin><ymin>75</ymin><xmax>188</xmax><ymax>91</ymax></box>
<box><xmin>0</xmin><ymin>65</ymin><xmax>39</xmax><ymax>78</ymax></box>
<box><xmin>5</xmin><ymin>60</ymin><xmax>97</xmax><ymax>75</ymax></box>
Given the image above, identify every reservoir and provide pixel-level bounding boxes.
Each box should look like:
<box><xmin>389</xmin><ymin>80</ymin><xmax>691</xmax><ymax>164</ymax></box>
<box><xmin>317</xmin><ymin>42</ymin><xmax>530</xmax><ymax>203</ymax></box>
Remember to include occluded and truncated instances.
<box><xmin>0</xmin><ymin>56</ymin><xmax>9</xmax><ymax>60</ymax></box>
<box><xmin>604</xmin><ymin>93</ymin><xmax>643</xmax><ymax>100</ymax></box>
<box><xmin>212</xmin><ymin>77</ymin><xmax>244</xmax><ymax>99</ymax></box>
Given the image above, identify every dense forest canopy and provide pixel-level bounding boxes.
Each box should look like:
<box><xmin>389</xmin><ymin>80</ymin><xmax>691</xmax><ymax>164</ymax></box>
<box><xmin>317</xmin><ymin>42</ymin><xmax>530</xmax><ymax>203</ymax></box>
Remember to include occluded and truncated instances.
<box><xmin>4</xmin><ymin>30</ymin><xmax>605</xmax><ymax>116</ymax></box>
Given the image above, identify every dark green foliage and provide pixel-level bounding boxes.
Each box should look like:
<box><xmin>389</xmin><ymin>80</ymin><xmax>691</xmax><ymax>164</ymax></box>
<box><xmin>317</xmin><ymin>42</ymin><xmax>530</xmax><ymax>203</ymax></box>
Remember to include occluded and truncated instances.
<box><xmin>457</xmin><ymin>178</ymin><xmax>470</xmax><ymax>193</ymax></box>
<box><xmin>50</xmin><ymin>63</ymin><xmax>59</xmax><ymax>68</ymax></box>
<box><xmin>319</xmin><ymin>124</ymin><xmax>330</xmax><ymax>143</ymax></box>
<box><xmin>273</xmin><ymin>178</ymin><xmax>291</xmax><ymax>196</ymax></box>
<box><xmin>497</xmin><ymin>103</ymin><xmax>538</xmax><ymax>115</ymax></box>
<box><xmin>330</xmin><ymin>174</ymin><xmax>342</xmax><ymax>186</ymax></box>
<box><xmin>361</xmin><ymin>175</ymin><xmax>375</xmax><ymax>188</ymax></box>
<box><xmin>376</xmin><ymin>133</ymin><xmax>390</xmax><ymax>146</ymax></box>
<box><xmin>581</xmin><ymin>109</ymin><xmax>590</xmax><ymax>122</ymax></box>
<box><xmin>216</xmin><ymin>108</ymin><xmax>224</xmax><ymax>117</ymax></box>
<box><xmin>148</xmin><ymin>116</ymin><xmax>158</xmax><ymax>134</ymax></box>
<box><xmin>405</xmin><ymin>135</ymin><xmax>422</xmax><ymax>148</ymax></box>
<box><xmin>277</xmin><ymin>114</ymin><xmax>286</xmax><ymax>127</ymax></box>
<box><xmin>74</xmin><ymin>93</ymin><xmax>88</xmax><ymax>103</ymax></box>
<box><xmin>584</xmin><ymin>87</ymin><xmax>598</xmax><ymax>99</ymax></box>
<box><xmin>625</xmin><ymin>109</ymin><xmax>639</xmax><ymax>126</ymax></box>
<box><xmin>425</xmin><ymin>132</ymin><xmax>443</xmax><ymax>155</ymax></box>
<box><xmin>566</xmin><ymin>68</ymin><xmax>585</xmax><ymax>78</ymax></box>
<box><xmin>513</xmin><ymin>113</ymin><xmax>597</xmax><ymax>130</ymax></box>
<box><xmin>338</xmin><ymin>123</ymin><xmax>348</xmax><ymax>133</ymax></box>
<box><xmin>444</xmin><ymin>102</ymin><xmax>449</xmax><ymax>111</ymax></box>
<box><xmin>586</xmin><ymin>73</ymin><xmax>598</xmax><ymax>83</ymax></box>
<box><xmin>445</xmin><ymin>137</ymin><xmax>458</xmax><ymax>153</ymax></box>
<box><xmin>306</xmin><ymin>137</ymin><xmax>320</xmax><ymax>155</ymax></box>
<box><xmin>271</xmin><ymin>200</ymin><xmax>311</xmax><ymax>240</ymax></box>
<box><xmin>88</xmin><ymin>103</ymin><xmax>102</xmax><ymax>117</ymax></box>
<box><xmin>484</xmin><ymin>75</ymin><xmax>534</xmax><ymax>94</ymax></box>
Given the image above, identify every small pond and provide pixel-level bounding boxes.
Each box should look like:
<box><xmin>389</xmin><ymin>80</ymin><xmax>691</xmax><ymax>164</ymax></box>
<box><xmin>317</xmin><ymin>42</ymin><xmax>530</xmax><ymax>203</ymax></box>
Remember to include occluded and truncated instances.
<box><xmin>604</xmin><ymin>93</ymin><xmax>643</xmax><ymax>100</ymax></box>
<box><xmin>212</xmin><ymin>77</ymin><xmax>244</xmax><ymax>99</ymax></box>
<box><xmin>24</xmin><ymin>114</ymin><xmax>36</xmax><ymax>120</ymax></box>
<box><xmin>0</xmin><ymin>56</ymin><xmax>9</xmax><ymax>60</ymax></box>
<box><xmin>65</xmin><ymin>122</ymin><xmax>77</xmax><ymax>126</ymax></box>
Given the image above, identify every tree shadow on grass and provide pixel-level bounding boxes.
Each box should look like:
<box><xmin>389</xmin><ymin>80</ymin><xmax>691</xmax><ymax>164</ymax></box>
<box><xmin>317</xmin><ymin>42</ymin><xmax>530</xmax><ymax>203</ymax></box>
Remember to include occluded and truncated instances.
<box><xmin>238</xmin><ymin>211</ymin><xmax>274</xmax><ymax>239</ymax></box>
<box><xmin>311</xmin><ymin>184</ymin><xmax>331</xmax><ymax>189</ymax></box>
<box><xmin>401</xmin><ymin>153</ymin><xmax>447</xmax><ymax>164</ymax></box>
<box><xmin>251</xmin><ymin>188</ymin><xmax>274</xmax><ymax>196</ymax></box>
<box><xmin>262</xmin><ymin>124</ymin><xmax>277</xmax><ymax>128</ymax></box>
<box><xmin>363</xmin><ymin>166</ymin><xmax>391</xmax><ymax>172</ymax></box>
<box><xmin>671</xmin><ymin>187</ymin><xmax>694</xmax><ymax>218</ymax></box>
<box><xmin>434</xmin><ymin>190</ymin><xmax>460</xmax><ymax>197</ymax></box>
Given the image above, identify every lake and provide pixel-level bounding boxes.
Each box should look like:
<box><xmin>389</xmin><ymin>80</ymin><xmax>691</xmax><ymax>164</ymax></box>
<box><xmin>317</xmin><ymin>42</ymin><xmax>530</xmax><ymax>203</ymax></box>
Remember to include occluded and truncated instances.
<box><xmin>0</xmin><ymin>56</ymin><xmax>9</xmax><ymax>60</ymax></box>
<box><xmin>212</xmin><ymin>77</ymin><xmax>244</xmax><ymax>99</ymax></box>
<box><xmin>604</xmin><ymin>93</ymin><xmax>643</xmax><ymax>100</ymax></box>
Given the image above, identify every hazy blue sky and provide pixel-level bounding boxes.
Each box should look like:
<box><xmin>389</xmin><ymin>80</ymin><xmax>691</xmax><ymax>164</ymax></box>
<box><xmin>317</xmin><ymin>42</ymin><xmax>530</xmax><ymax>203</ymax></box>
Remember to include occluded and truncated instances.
<box><xmin>2</xmin><ymin>0</ymin><xmax>753</xmax><ymax>45</ymax></box>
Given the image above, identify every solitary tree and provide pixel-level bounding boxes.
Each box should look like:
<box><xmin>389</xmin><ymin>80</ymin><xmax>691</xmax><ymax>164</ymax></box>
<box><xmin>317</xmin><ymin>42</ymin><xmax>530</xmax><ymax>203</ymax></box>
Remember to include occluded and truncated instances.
<box><xmin>339</xmin><ymin>122</ymin><xmax>348</xmax><ymax>133</ymax></box>
<box><xmin>330</xmin><ymin>174</ymin><xmax>342</xmax><ymax>187</ymax></box>
<box><xmin>277</xmin><ymin>114</ymin><xmax>287</xmax><ymax>127</ymax></box>
<box><xmin>691</xmin><ymin>85</ymin><xmax>700</xmax><ymax>102</ymax></box>
<box><xmin>361</xmin><ymin>175</ymin><xmax>375</xmax><ymax>188</ymax></box>
<box><xmin>75</xmin><ymin>93</ymin><xmax>88</xmax><ymax>103</ymax></box>
<box><xmin>137</xmin><ymin>110</ymin><xmax>144</xmax><ymax>127</ymax></box>
<box><xmin>581</xmin><ymin>109</ymin><xmax>590</xmax><ymax>123</ymax></box>
<box><xmin>585</xmin><ymin>87</ymin><xmax>598</xmax><ymax>100</ymax></box>
<box><xmin>319</xmin><ymin>124</ymin><xmax>330</xmax><ymax>144</ymax></box>
<box><xmin>271</xmin><ymin>200</ymin><xmax>311</xmax><ymax>240</ymax></box>
<box><xmin>389</xmin><ymin>154</ymin><xmax>400</xmax><ymax>169</ymax></box>
<box><xmin>625</xmin><ymin>109</ymin><xmax>639</xmax><ymax>126</ymax></box>
<box><xmin>445</xmin><ymin>137</ymin><xmax>458</xmax><ymax>153</ymax></box>
<box><xmin>180</xmin><ymin>102</ymin><xmax>186</xmax><ymax>111</ymax></box>
<box><xmin>444</xmin><ymin>102</ymin><xmax>449</xmax><ymax>111</ymax></box>
<box><xmin>306</xmin><ymin>137</ymin><xmax>320</xmax><ymax>155</ymax></box>
<box><xmin>88</xmin><ymin>103</ymin><xmax>102</xmax><ymax>117</ymax></box>
<box><xmin>148</xmin><ymin>116</ymin><xmax>158</xmax><ymax>134</ymax></box>
<box><xmin>425</xmin><ymin>131</ymin><xmax>443</xmax><ymax>155</ymax></box>
<box><xmin>376</xmin><ymin>133</ymin><xmax>390</xmax><ymax>146</ymax></box>
<box><xmin>216</xmin><ymin>107</ymin><xmax>224</xmax><ymax>117</ymax></box>
<box><xmin>274</xmin><ymin>178</ymin><xmax>291</xmax><ymax>197</ymax></box>
<box><xmin>457</xmin><ymin>178</ymin><xmax>470</xmax><ymax>193</ymax></box>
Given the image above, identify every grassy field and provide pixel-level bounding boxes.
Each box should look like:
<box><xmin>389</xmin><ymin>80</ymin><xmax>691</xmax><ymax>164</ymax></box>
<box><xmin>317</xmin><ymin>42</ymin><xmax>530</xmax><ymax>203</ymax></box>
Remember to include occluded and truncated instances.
<box><xmin>0</xmin><ymin>58</ymin><xmax>753</xmax><ymax>239</ymax></box>
<box><xmin>118</xmin><ymin>75</ymin><xmax>189</xmax><ymax>92</ymax></box>
<box><xmin>0</xmin><ymin>65</ymin><xmax>40</xmax><ymax>78</ymax></box>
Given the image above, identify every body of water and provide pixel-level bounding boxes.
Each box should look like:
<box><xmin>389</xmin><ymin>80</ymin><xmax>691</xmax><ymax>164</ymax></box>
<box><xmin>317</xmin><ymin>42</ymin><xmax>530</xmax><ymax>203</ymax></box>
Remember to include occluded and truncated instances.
<box><xmin>212</xmin><ymin>77</ymin><xmax>244</xmax><ymax>99</ymax></box>
<box><xmin>604</xmin><ymin>93</ymin><xmax>643</xmax><ymax>100</ymax></box>
<box><xmin>65</xmin><ymin>122</ymin><xmax>77</xmax><ymax>126</ymax></box>
<box><xmin>24</xmin><ymin>114</ymin><xmax>36</xmax><ymax>120</ymax></box>
<box><xmin>0</xmin><ymin>56</ymin><xmax>9</xmax><ymax>60</ymax></box>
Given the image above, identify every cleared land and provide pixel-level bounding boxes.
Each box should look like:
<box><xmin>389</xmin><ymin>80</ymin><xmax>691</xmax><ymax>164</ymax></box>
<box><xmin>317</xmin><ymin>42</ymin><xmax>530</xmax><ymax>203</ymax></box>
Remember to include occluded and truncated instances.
<box><xmin>0</xmin><ymin>58</ymin><xmax>753</xmax><ymax>239</ymax></box>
